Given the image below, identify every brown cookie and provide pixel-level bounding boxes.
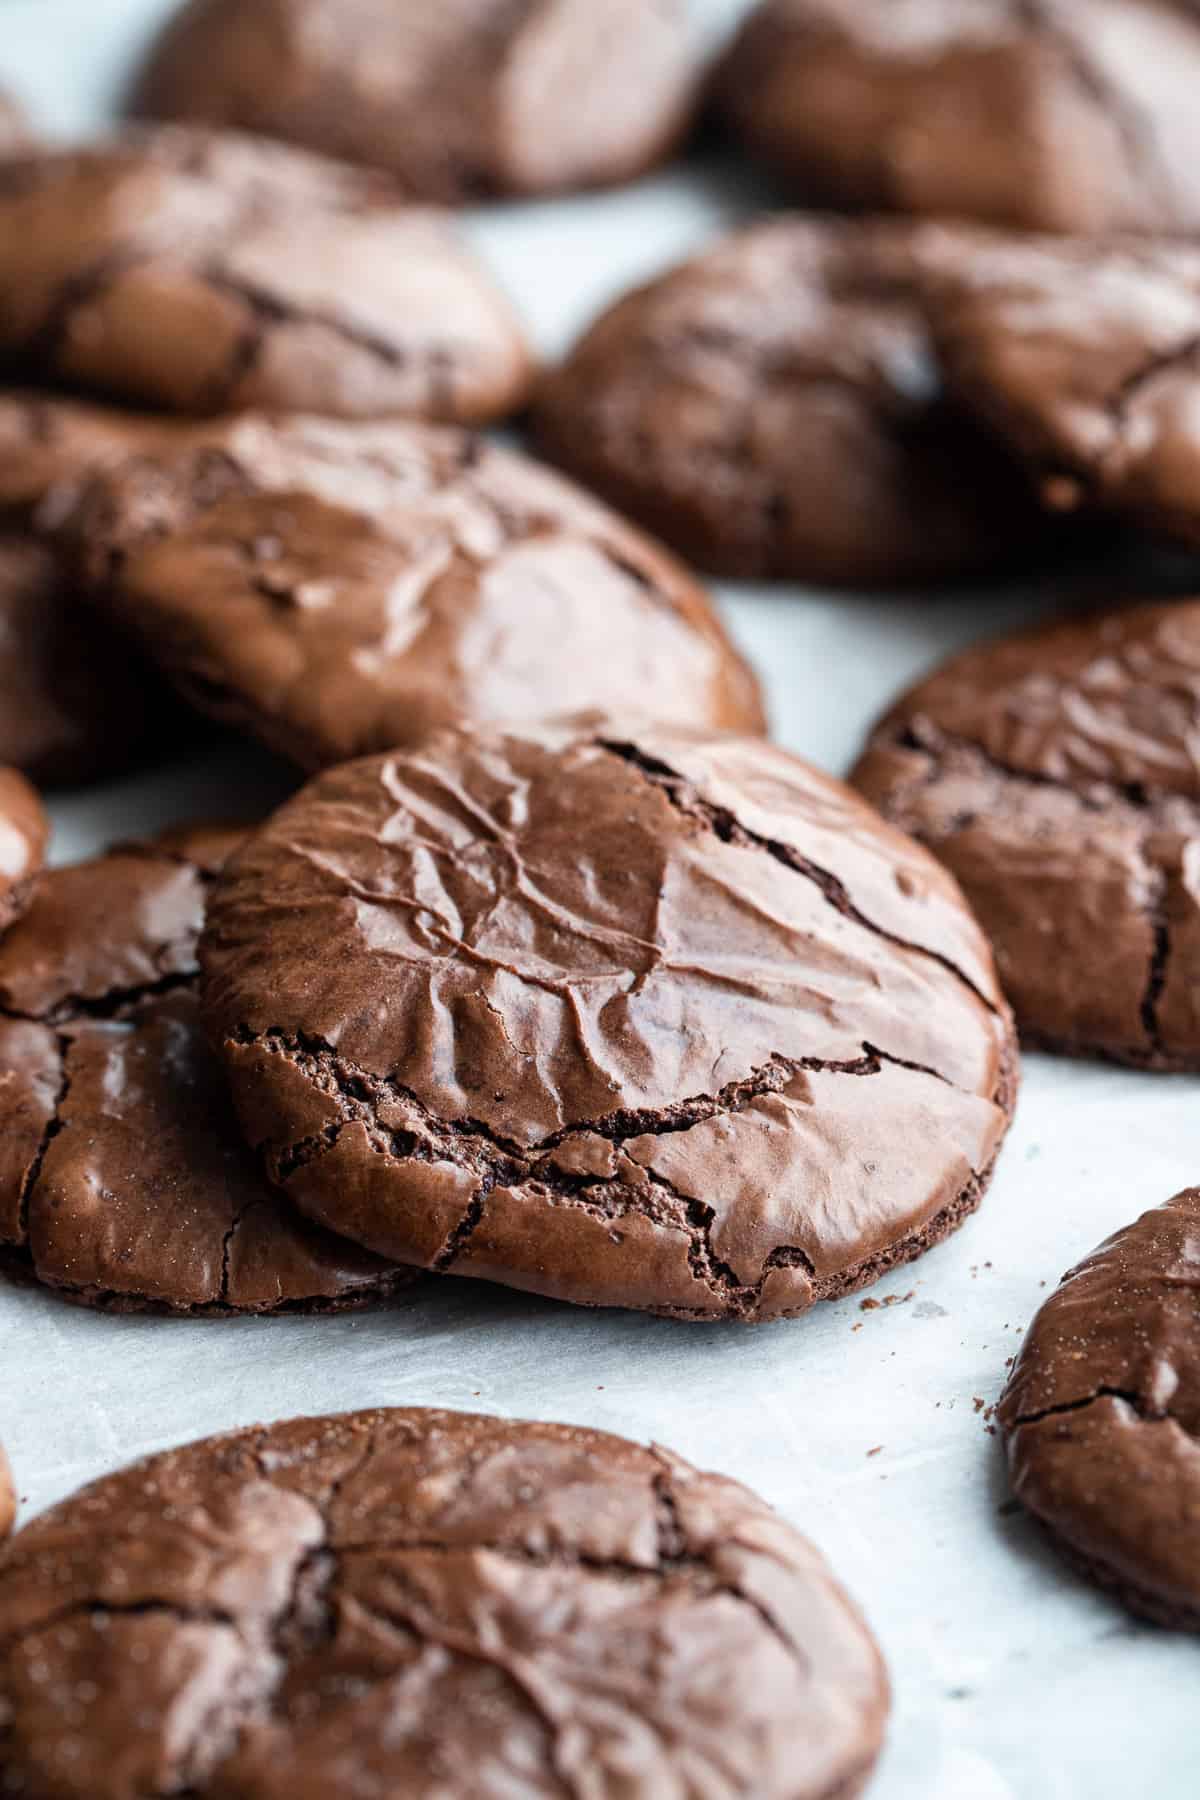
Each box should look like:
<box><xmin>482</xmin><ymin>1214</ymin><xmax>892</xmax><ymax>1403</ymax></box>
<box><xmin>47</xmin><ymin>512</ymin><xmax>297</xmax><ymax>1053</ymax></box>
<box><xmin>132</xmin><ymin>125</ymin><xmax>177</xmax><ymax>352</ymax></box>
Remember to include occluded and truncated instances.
<box><xmin>927</xmin><ymin>234</ymin><xmax>1200</xmax><ymax>548</ymax></box>
<box><xmin>0</xmin><ymin>128</ymin><xmax>531</xmax><ymax>421</ymax></box>
<box><xmin>852</xmin><ymin>598</ymin><xmax>1200</xmax><ymax>1068</ymax></box>
<box><xmin>132</xmin><ymin>0</ymin><xmax>698</xmax><ymax>202</ymax></box>
<box><xmin>998</xmin><ymin>1188</ymin><xmax>1200</xmax><ymax>1630</ymax></box>
<box><xmin>201</xmin><ymin>721</ymin><xmax>1018</xmax><ymax>1322</ymax></box>
<box><xmin>0</xmin><ymin>825</ymin><xmax>413</xmax><ymax>1314</ymax></box>
<box><xmin>536</xmin><ymin>214</ymin><xmax>1041</xmax><ymax>585</ymax></box>
<box><xmin>716</xmin><ymin>0</ymin><xmax>1200</xmax><ymax>236</ymax></box>
<box><xmin>0</xmin><ymin>90</ymin><xmax>32</xmax><ymax>155</ymax></box>
<box><xmin>0</xmin><ymin>768</ymin><xmax>47</xmax><ymax>931</ymax></box>
<box><xmin>0</xmin><ymin>1444</ymin><xmax>13</xmax><ymax>1542</ymax></box>
<box><xmin>73</xmin><ymin>414</ymin><xmax>767</xmax><ymax>770</ymax></box>
<box><xmin>0</xmin><ymin>1407</ymin><xmax>890</xmax><ymax>1797</ymax></box>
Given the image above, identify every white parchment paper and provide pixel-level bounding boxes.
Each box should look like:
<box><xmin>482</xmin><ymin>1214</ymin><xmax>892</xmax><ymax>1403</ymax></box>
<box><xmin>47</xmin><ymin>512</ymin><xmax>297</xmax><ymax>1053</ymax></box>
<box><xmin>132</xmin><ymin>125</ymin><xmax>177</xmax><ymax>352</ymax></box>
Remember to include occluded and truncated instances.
<box><xmin>1</xmin><ymin>4</ymin><xmax>1197</xmax><ymax>1793</ymax></box>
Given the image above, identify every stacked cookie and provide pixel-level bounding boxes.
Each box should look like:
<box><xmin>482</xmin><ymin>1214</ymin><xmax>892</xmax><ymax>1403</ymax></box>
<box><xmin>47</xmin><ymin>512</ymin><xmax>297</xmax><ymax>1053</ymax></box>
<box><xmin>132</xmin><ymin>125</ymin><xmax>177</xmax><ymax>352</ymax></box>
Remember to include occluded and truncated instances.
<box><xmin>2</xmin><ymin>0</ymin><xmax>1200</xmax><ymax>1788</ymax></box>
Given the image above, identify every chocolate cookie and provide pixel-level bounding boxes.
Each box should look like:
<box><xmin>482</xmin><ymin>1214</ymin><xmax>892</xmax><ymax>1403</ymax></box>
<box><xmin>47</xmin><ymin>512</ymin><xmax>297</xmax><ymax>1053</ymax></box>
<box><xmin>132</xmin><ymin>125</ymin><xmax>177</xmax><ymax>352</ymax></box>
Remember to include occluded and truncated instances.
<box><xmin>0</xmin><ymin>826</ymin><xmax>412</xmax><ymax>1313</ymax></box>
<box><xmin>0</xmin><ymin>1445</ymin><xmax>13</xmax><ymax>1543</ymax></box>
<box><xmin>132</xmin><ymin>0</ymin><xmax>698</xmax><ymax>202</ymax></box>
<box><xmin>73</xmin><ymin>414</ymin><xmax>767</xmax><ymax>770</ymax></box>
<box><xmin>998</xmin><ymin>1188</ymin><xmax>1200</xmax><ymax>1629</ymax></box>
<box><xmin>536</xmin><ymin>215</ymin><xmax>1040</xmax><ymax>585</ymax></box>
<box><xmin>0</xmin><ymin>90</ymin><xmax>32</xmax><ymax>155</ymax></box>
<box><xmin>0</xmin><ymin>1407</ymin><xmax>890</xmax><ymax>1797</ymax></box>
<box><xmin>927</xmin><ymin>235</ymin><xmax>1200</xmax><ymax>548</ymax></box>
<box><xmin>852</xmin><ymin>598</ymin><xmax>1200</xmax><ymax>1068</ymax></box>
<box><xmin>202</xmin><ymin>721</ymin><xmax>1018</xmax><ymax>1322</ymax></box>
<box><xmin>716</xmin><ymin>0</ymin><xmax>1200</xmax><ymax>235</ymax></box>
<box><xmin>0</xmin><ymin>128</ymin><xmax>531</xmax><ymax>421</ymax></box>
<box><xmin>0</xmin><ymin>769</ymin><xmax>46</xmax><ymax>931</ymax></box>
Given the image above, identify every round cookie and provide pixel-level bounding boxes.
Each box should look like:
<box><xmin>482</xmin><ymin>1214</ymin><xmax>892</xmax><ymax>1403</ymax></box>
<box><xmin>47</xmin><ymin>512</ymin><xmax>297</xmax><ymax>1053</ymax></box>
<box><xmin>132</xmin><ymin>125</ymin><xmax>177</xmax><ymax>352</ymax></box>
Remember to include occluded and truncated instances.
<box><xmin>852</xmin><ymin>599</ymin><xmax>1200</xmax><ymax>1069</ymax></box>
<box><xmin>0</xmin><ymin>826</ymin><xmax>413</xmax><ymax>1314</ymax></box>
<box><xmin>926</xmin><ymin>234</ymin><xmax>1200</xmax><ymax>548</ymax></box>
<box><xmin>998</xmin><ymin>1188</ymin><xmax>1200</xmax><ymax>1629</ymax></box>
<box><xmin>0</xmin><ymin>1444</ymin><xmax>13</xmax><ymax>1542</ymax></box>
<box><xmin>132</xmin><ymin>0</ymin><xmax>698</xmax><ymax>203</ymax></box>
<box><xmin>0</xmin><ymin>769</ymin><xmax>46</xmax><ymax>931</ymax></box>
<box><xmin>0</xmin><ymin>1407</ymin><xmax>890</xmax><ymax>1797</ymax></box>
<box><xmin>201</xmin><ymin>720</ymin><xmax>1018</xmax><ymax>1322</ymax></box>
<box><xmin>73</xmin><ymin>414</ymin><xmax>767</xmax><ymax>770</ymax></box>
<box><xmin>0</xmin><ymin>128</ymin><xmax>531</xmax><ymax>422</ymax></box>
<box><xmin>715</xmin><ymin>0</ymin><xmax>1200</xmax><ymax>236</ymax></box>
<box><xmin>536</xmin><ymin>215</ymin><xmax>1041</xmax><ymax>585</ymax></box>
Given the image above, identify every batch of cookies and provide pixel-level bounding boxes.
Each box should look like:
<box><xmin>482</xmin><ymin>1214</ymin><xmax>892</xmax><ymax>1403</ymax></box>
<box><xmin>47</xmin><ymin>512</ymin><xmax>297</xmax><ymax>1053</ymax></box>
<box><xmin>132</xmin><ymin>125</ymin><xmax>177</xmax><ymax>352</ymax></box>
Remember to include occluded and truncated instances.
<box><xmin>0</xmin><ymin>1</ymin><xmax>1197</xmax><ymax>1793</ymax></box>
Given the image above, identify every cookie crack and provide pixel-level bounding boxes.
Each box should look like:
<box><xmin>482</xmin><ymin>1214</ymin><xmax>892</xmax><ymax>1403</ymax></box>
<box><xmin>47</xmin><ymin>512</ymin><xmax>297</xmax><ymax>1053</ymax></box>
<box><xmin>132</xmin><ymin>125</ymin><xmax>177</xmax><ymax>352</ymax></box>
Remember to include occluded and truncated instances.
<box><xmin>0</xmin><ymin>967</ymin><xmax>198</xmax><ymax>1030</ymax></box>
<box><xmin>0</xmin><ymin>1595</ymin><xmax>240</xmax><ymax>1656</ymax></box>
<box><xmin>598</xmin><ymin>736</ymin><xmax>1001</xmax><ymax>1019</ymax></box>
<box><xmin>239</xmin><ymin>1024</ymin><xmax>990</xmax><ymax>1307</ymax></box>
<box><xmin>13</xmin><ymin>1029</ymin><xmax>69</xmax><ymax>1249</ymax></box>
<box><xmin>248</xmin><ymin>1026</ymin><xmax>948</xmax><ymax>1170</ymax></box>
<box><xmin>201</xmin><ymin>266</ymin><xmax>425</xmax><ymax>405</ymax></box>
<box><xmin>1006</xmin><ymin>1383</ymin><xmax>1182</xmax><ymax>1433</ymax></box>
<box><xmin>217</xmin><ymin>1195</ymin><xmax>263</xmax><ymax>1305</ymax></box>
<box><xmin>25</xmin><ymin>245</ymin><xmax>154</xmax><ymax>366</ymax></box>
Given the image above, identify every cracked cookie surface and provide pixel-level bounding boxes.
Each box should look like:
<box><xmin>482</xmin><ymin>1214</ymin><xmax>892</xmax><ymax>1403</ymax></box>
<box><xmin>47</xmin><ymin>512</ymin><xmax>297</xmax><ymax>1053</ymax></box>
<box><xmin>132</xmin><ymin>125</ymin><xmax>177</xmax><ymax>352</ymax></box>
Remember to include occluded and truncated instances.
<box><xmin>926</xmin><ymin>234</ymin><xmax>1200</xmax><ymax>548</ymax></box>
<box><xmin>0</xmin><ymin>770</ymin><xmax>46</xmax><ymax>934</ymax></box>
<box><xmin>0</xmin><ymin>1406</ymin><xmax>890</xmax><ymax>1799</ymax></box>
<box><xmin>998</xmin><ymin>1188</ymin><xmax>1200</xmax><ymax>1629</ymax></box>
<box><xmin>0</xmin><ymin>126</ymin><xmax>531</xmax><ymax>421</ymax></box>
<box><xmin>131</xmin><ymin>0</ymin><xmax>698</xmax><ymax>203</ymax></box>
<box><xmin>0</xmin><ymin>824</ymin><xmax>413</xmax><ymax>1314</ymax></box>
<box><xmin>852</xmin><ymin>599</ymin><xmax>1200</xmax><ymax>1067</ymax></box>
<box><xmin>536</xmin><ymin>215</ymin><xmax>1042</xmax><ymax>585</ymax></box>
<box><xmin>72</xmin><ymin>413</ymin><xmax>767</xmax><ymax>770</ymax></box>
<box><xmin>201</xmin><ymin>720</ymin><xmax>1018</xmax><ymax>1321</ymax></box>
<box><xmin>716</xmin><ymin>0</ymin><xmax>1200</xmax><ymax>235</ymax></box>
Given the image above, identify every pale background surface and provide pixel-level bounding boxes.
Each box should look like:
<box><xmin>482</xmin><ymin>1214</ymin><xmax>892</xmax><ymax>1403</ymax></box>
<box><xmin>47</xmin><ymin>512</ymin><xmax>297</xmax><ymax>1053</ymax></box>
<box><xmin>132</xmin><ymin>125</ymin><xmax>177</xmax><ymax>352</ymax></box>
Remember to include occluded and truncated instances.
<box><xmin>0</xmin><ymin>4</ymin><xmax>1196</xmax><ymax>1794</ymax></box>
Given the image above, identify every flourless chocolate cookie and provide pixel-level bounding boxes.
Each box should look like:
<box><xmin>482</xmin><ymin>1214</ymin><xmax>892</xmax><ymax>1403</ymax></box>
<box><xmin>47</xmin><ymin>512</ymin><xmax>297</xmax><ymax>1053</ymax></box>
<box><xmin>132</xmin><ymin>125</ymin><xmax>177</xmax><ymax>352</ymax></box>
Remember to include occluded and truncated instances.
<box><xmin>73</xmin><ymin>414</ymin><xmax>767</xmax><ymax>770</ymax></box>
<box><xmin>202</xmin><ymin>721</ymin><xmax>1018</xmax><ymax>1322</ymax></box>
<box><xmin>998</xmin><ymin>1188</ymin><xmax>1200</xmax><ymax>1629</ymax></box>
<box><xmin>132</xmin><ymin>0</ymin><xmax>698</xmax><ymax>203</ymax></box>
<box><xmin>716</xmin><ymin>0</ymin><xmax>1200</xmax><ymax>235</ymax></box>
<box><xmin>536</xmin><ymin>215</ymin><xmax>1040</xmax><ymax>585</ymax></box>
<box><xmin>0</xmin><ymin>90</ymin><xmax>32</xmax><ymax>155</ymax></box>
<box><xmin>0</xmin><ymin>826</ymin><xmax>412</xmax><ymax>1313</ymax></box>
<box><xmin>0</xmin><ymin>769</ymin><xmax>46</xmax><ymax>931</ymax></box>
<box><xmin>0</xmin><ymin>1445</ymin><xmax>13</xmax><ymax>1542</ymax></box>
<box><xmin>0</xmin><ymin>128</ymin><xmax>531</xmax><ymax>421</ymax></box>
<box><xmin>0</xmin><ymin>1407</ymin><xmax>890</xmax><ymax>1797</ymax></box>
<box><xmin>926</xmin><ymin>235</ymin><xmax>1200</xmax><ymax>548</ymax></box>
<box><xmin>852</xmin><ymin>598</ymin><xmax>1200</xmax><ymax>1068</ymax></box>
